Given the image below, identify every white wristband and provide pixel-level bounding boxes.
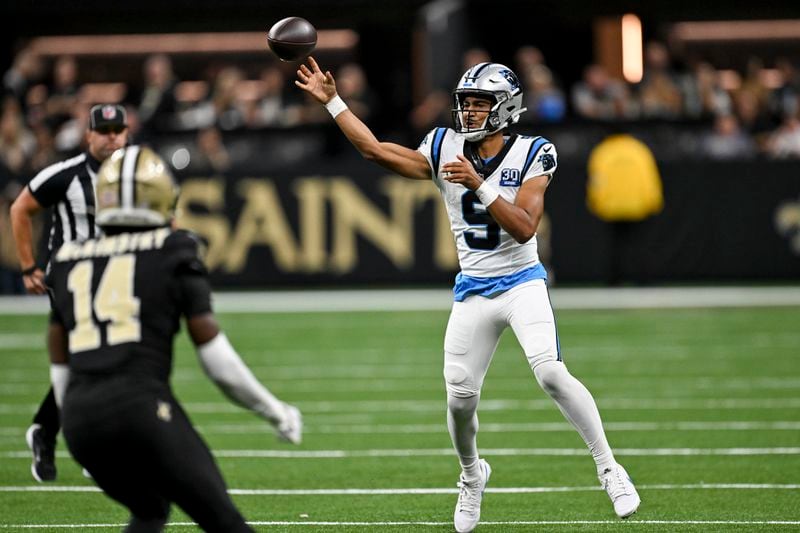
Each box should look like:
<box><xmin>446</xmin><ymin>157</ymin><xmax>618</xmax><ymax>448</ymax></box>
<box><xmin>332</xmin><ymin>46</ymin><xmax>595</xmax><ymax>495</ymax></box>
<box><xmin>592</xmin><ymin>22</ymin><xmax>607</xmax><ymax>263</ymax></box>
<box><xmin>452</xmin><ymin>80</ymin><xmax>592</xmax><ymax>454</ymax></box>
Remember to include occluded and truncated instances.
<box><xmin>324</xmin><ymin>95</ymin><xmax>348</xmax><ymax>119</ymax></box>
<box><xmin>475</xmin><ymin>182</ymin><xmax>500</xmax><ymax>206</ymax></box>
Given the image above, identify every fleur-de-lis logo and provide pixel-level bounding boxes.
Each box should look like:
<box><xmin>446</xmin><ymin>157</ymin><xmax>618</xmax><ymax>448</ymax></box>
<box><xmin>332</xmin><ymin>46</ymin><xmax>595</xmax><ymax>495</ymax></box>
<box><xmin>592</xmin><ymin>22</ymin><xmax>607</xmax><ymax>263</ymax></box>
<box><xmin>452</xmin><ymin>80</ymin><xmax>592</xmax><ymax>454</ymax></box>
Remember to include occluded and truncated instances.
<box><xmin>775</xmin><ymin>197</ymin><xmax>800</xmax><ymax>254</ymax></box>
<box><xmin>156</xmin><ymin>400</ymin><xmax>172</xmax><ymax>422</ymax></box>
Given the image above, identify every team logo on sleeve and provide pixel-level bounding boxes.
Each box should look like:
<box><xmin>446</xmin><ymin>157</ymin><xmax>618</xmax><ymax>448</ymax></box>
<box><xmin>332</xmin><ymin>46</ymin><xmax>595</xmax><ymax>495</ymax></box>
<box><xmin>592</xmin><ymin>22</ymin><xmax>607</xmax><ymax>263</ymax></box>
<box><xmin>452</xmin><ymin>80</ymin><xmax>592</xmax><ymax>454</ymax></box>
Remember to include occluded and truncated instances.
<box><xmin>500</xmin><ymin>168</ymin><xmax>521</xmax><ymax>187</ymax></box>
<box><xmin>538</xmin><ymin>153</ymin><xmax>556</xmax><ymax>172</ymax></box>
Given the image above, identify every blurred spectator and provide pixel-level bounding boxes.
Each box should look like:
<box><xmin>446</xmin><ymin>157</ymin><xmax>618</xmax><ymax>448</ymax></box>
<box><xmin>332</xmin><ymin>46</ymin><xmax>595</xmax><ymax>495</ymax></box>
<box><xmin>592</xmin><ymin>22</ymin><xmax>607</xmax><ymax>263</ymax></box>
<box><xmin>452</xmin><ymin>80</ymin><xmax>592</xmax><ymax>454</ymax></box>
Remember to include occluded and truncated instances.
<box><xmin>461</xmin><ymin>48</ymin><xmax>492</xmax><ymax>72</ymax></box>
<box><xmin>514</xmin><ymin>45</ymin><xmax>545</xmax><ymax>78</ymax></box>
<box><xmin>335</xmin><ymin>63</ymin><xmax>378</xmax><ymax>121</ymax></box>
<box><xmin>0</xmin><ymin>96</ymin><xmax>34</xmax><ymax>294</ymax></box>
<box><xmin>137</xmin><ymin>54</ymin><xmax>178</xmax><ymax>137</ymax></box>
<box><xmin>252</xmin><ymin>65</ymin><xmax>290</xmax><ymax>126</ymax></box>
<box><xmin>45</xmin><ymin>56</ymin><xmax>79</xmax><ymax>128</ymax></box>
<box><xmin>733</xmin><ymin>89</ymin><xmax>774</xmax><ymax>146</ymax></box>
<box><xmin>410</xmin><ymin>47</ymin><xmax>490</xmax><ymax>135</ymax></box>
<box><xmin>0</xmin><ymin>97</ymin><xmax>36</xmax><ymax>176</ymax></box>
<box><xmin>122</xmin><ymin>104</ymin><xmax>142</xmax><ymax>144</ymax></box>
<box><xmin>702</xmin><ymin>114</ymin><xmax>757</xmax><ymax>160</ymax></box>
<box><xmin>28</xmin><ymin>123</ymin><xmax>59</xmax><ymax>172</ymax></box>
<box><xmin>765</xmin><ymin>111</ymin><xmax>800</xmax><ymax>158</ymax></box>
<box><xmin>53</xmin><ymin>103</ymin><xmax>90</xmax><ymax>154</ymax></box>
<box><xmin>740</xmin><ymin>56</ymin><xmax>770</xmax><ymax>111</ymax></box>
<box><xmin>572</xmin><ymin>64</ymin><xmax>636</xmax><ymax>120</ymax></box>
<box><xmin>3</xmin><ymin>49</ymin><xmax>44</xmax><ymax>108</ymax></box>
<box><xmin>0</xmin><ymin>178</ymin><xmax>26</xmax><ymax>293</ymax></box>
<box><xmin>409</xmin><ymin>90</ymin><xmax>450</xmax><ymax>134</ymax></box>
<box><xmin>192</xmin><ymin>126</ymin><xmax>231</xmax><ymax>173</ymax></box>
<box><xmin>769</xmin><ymin>58</ymin><xmax>800</xmax><ymax>121</ymax></box>
<box><xmin>520</xmin><ymin>64</ymin><xmax>565</xmax><ymax>123</ymax></box>
<box><xmin>183</xmin><ymin>66</ymin><xmax>247</xmax><ymax>130</ymax></box>
<box><xmin>637</xmin><ymin>42</ymin><xmax>683</xmax><ymax>119</ymax></box>
<box><xmin>683</xmin><ymin>62</ymin><xmax>732</xmax><ymax>119</ymax></box>
<box><xmin>0</xmin><ymin>134</ymin><xmax>25</xmax><ymax>294</ymax></box>
<box><xmin>24</xmin><ymin>83</ymin><xmax>50</xmax><ymax>128</ymax></box>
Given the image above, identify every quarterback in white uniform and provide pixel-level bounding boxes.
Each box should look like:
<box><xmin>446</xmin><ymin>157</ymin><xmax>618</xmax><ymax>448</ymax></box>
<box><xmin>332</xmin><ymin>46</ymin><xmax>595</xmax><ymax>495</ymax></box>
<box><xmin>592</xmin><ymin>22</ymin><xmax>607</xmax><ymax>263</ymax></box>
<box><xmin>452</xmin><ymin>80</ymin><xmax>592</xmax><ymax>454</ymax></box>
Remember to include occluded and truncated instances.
<box><xmin>296</xmin><ymin>58</ymin><xmax>640</xmax><ymax>532</ymax></box>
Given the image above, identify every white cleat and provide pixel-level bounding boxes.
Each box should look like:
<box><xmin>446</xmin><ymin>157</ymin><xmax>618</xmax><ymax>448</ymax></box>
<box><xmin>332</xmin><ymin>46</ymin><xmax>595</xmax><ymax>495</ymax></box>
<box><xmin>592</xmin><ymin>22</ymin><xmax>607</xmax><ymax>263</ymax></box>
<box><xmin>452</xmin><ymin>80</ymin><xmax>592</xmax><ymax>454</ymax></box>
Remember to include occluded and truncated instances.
<box><xmin>276</xmin><ymin>403</ymin><xmax>303</xmax><ymax>445</ymax></box>
<box><xmin>454</xmin><ymin>459</ymin><xmax>491</xmax><ymax>533</ymax></box>
<box><xmin>599</xmin><ymin>463</ymin><xmax>641</xmax><ymax>518</ymax></box>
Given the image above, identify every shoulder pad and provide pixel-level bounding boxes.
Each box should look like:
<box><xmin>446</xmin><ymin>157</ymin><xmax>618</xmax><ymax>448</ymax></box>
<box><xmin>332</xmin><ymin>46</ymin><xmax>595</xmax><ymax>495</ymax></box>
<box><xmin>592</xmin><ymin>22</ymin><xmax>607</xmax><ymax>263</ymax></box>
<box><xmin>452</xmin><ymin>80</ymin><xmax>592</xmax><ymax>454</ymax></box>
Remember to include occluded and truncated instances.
<box><xmin>164</xmin><ymin>229</ymin><xmax>208</xmax><ymax>275</ymax></box>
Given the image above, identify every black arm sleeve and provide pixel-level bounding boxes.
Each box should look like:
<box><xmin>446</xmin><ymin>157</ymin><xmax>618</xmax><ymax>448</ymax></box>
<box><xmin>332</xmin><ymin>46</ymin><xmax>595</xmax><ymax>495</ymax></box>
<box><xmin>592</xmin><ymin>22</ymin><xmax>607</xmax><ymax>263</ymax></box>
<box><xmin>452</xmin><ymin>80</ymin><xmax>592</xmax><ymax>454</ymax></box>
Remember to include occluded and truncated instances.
<box><xmin>165</xmin><ymin>229</ymin><xmax>213</xmax><ymax>318</ymax></box>
<box><xmin>175</xmin><ymin>269</ymin><xmax>213</xmax><ymax>318</ymax></box>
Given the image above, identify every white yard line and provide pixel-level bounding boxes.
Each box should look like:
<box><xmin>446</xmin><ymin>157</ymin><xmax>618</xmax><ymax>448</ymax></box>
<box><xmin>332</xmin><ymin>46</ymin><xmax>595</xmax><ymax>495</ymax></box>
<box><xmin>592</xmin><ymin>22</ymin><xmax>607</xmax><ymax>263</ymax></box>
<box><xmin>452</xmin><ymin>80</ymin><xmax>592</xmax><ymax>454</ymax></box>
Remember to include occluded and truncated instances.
<box><xmin>2</xmin><ymin>376</ymin><xmax>800</xmax><ymax>395</ymax></box>
<box><xmin>1</xmin><ymin>420</ymin><xmax>799</xmax><ymax>437</ymax></box>
<box><xmin>0</xmin><ymin>334</ymin><xmax>45</xmax><ymax>349</ymax></box>
<box><xmin>1</xmin><ymin>483</ymin><xmax>798</xmax><ymax>495</ymax></box>
<box><xmin>192</xmin><ymin>397</ymin><xmax>800</xmax><ymax>413</ymax></box>
<box><xmin>193</xmin><ymin>420</ymin><xmax>800</xmax><ymax>435</ymax></box>
<box><xmin>2</xmin><ymin>519</ymin><xmax>800</xmax><ymax>529</ymax></box>
<box><xmin>2</xmin><ymin>286</ymin><xmax>800</xmax><ymax>315</ymax></box>
<box><xmin>2</xmin><ymin>397</ymin><xmax>800</xmax><ymax>416</ymax></box>
<box><xmin>5</xmin><ymin>447</ymin><xmax>800</xmax><ymax>460</ymax></box>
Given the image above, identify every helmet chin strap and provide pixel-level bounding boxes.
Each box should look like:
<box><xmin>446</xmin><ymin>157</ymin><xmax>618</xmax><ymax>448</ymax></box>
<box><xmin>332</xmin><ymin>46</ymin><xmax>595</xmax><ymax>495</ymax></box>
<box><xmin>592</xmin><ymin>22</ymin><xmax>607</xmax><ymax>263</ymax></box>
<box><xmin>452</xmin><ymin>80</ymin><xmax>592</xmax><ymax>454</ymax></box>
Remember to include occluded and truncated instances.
<box><xmin>461</xmin><ymin>112</ymin><xmax>493</xmax><ymax>141</ymax></box>
<box><xmin>464</xmin><ymin>129</ymin><xmax>489</xmax><ymax>142</ymax></box>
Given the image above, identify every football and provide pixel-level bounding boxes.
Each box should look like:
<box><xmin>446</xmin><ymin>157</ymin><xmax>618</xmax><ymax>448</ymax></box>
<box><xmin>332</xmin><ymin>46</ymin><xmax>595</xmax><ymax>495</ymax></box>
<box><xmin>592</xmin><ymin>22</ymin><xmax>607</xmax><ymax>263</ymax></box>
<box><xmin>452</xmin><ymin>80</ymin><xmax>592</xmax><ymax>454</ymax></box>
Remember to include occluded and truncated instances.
<box><xmin>267</xmin><ymin>17</ymin><xmax>317</xmax><ymax>62</ymax></box>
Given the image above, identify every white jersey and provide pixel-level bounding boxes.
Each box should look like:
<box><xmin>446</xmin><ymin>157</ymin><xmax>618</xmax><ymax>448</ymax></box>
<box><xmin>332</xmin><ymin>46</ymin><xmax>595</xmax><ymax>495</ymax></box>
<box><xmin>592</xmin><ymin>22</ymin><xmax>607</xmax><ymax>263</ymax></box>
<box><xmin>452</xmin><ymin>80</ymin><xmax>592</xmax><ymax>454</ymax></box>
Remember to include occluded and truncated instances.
<box><xmin>418</xmin><ymin>128</ymin><xmax>557</xmax><ymax>278</ymax></box>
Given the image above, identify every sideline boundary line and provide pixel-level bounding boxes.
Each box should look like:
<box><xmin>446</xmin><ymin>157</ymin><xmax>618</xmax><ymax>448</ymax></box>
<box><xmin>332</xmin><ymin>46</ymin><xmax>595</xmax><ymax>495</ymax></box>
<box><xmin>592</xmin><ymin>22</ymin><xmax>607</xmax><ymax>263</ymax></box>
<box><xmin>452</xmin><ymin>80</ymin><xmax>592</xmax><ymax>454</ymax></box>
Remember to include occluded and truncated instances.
<box><xmin>2</xmin><ymin>519</ymin><xmax>800</xmax><ymax>529</ymax></box>
<box><xmin>2</xmin><ymin>286</ymin><xmax>800</xmax><ymax>314</ymax></box>
<box><xmin>4</xmin><ymin>447</ymin><xmax>800</xmax><ymax>460</ymax></box>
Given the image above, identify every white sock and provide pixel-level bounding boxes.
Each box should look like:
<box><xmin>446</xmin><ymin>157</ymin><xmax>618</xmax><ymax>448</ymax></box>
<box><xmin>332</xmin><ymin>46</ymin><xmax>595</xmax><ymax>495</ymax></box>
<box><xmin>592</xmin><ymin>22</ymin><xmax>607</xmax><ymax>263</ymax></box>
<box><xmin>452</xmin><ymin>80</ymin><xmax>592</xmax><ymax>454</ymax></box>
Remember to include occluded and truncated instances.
<box><xmin>447</xmin><ymin>394</ymin><xmax>480</xmax><ymax>477</ymax></box>
<box><xmin>461</xmin><ymin>459</ymin><xmax>481</xmax><ymax>480</ymax></box>
<box><xmin>533</xmin><ymin>361</ymin><xmax>616</xmax><ymax>475</ymax></box>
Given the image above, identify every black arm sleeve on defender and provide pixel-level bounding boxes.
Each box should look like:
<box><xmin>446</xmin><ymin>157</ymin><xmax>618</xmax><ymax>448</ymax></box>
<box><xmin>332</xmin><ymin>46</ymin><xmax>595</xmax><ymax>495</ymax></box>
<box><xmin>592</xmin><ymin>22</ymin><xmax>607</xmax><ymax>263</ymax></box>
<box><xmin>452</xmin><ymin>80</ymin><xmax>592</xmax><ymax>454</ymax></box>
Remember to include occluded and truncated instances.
<box><xmin>48</xmin><ymin>301</ymin><xmax>66</xmax><ymax>326</ymax></box>
<box><xmin>176</xmin><ymin>271</ymin><xmax>213</xmax><ymax>318</ymax></box>
<box><xmin>166</xmin><ymin>229</ymin><xmax>212</xmax><ymax>318</ymax></box>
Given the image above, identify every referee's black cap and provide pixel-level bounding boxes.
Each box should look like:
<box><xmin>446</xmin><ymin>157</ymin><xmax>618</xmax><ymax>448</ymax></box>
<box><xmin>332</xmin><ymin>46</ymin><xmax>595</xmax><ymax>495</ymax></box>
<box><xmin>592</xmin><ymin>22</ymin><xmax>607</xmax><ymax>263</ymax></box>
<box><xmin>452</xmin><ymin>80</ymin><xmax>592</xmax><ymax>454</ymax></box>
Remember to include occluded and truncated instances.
<box><xmin>89</xmin><ymin>104</ymin><xmax>127</xmax><ymax>131</ymax></box>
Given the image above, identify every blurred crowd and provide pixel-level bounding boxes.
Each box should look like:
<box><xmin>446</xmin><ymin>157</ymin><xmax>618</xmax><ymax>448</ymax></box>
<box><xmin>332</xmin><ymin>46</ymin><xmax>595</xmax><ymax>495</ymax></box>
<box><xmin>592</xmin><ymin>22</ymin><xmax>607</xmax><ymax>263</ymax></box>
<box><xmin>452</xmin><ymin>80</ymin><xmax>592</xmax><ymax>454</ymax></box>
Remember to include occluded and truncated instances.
<box><xmin>410</xmin><ymin>43</ymin><xmax>800</xmax><ymax>160</ymax></box>
<box><xmin>2</xmin><ymin>51</ymin><xmax>380</xmax><ymax>175</ymax></box>
<box><xmin>3</xmin><ymin>42</ymin><xmax>800</xmax><ymax>182</ymax></box>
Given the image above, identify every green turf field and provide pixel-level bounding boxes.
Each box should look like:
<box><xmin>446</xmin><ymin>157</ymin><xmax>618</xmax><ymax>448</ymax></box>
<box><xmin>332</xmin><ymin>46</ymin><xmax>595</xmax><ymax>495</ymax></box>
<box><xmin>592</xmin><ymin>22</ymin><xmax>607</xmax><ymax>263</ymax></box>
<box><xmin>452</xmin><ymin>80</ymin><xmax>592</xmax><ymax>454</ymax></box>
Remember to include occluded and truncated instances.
<box><xmin>1</xmin><ymin>305</ymin><xmax>799</xmax><ymax>532</ymax></box>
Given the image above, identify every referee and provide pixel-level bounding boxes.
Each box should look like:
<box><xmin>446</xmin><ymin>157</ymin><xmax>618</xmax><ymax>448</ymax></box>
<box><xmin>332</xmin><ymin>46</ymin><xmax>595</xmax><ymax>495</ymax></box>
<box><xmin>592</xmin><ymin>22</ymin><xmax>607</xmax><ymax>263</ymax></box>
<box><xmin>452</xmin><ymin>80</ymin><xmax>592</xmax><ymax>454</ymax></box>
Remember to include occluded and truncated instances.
<box><xmin>9</xmin><ymin>103</ymin><xmax>128</xmax><ymax>481</ymax></box>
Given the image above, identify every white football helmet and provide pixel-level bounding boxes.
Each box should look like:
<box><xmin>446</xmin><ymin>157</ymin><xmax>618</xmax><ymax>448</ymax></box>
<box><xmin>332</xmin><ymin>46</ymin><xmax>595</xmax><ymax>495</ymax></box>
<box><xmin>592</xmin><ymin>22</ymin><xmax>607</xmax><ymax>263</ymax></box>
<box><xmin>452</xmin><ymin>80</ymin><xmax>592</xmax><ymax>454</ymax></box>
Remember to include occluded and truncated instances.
<box><xmin>452</xmin><ymin>63</ymin><xmax>527</xmax><ymax>141</ymax></box>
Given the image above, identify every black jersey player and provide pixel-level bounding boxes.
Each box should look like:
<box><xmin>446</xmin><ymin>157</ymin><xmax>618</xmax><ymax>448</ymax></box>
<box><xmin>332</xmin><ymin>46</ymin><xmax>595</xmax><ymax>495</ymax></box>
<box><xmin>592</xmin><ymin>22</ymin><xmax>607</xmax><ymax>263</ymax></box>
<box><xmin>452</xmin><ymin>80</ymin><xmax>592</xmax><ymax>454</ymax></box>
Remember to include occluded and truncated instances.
<box><xmin>46</xmin><ymin>145</ymin><xmax>302</xmax><ymax>532</ymax></box>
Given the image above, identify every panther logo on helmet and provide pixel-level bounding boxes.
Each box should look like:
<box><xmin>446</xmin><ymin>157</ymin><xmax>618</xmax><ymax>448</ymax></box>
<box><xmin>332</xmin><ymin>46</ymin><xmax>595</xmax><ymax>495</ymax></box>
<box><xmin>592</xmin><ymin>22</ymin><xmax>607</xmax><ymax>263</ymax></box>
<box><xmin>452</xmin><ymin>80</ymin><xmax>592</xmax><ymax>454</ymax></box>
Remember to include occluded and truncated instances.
<box><xmin>452</xmin><ymin>63</ymin><xmax>527</xmax><ymax>142</ymax></box>
<box><xmin>498</xmin><ymin>69</ymin><xmax>520</xmax><ymax>91</ymax></box>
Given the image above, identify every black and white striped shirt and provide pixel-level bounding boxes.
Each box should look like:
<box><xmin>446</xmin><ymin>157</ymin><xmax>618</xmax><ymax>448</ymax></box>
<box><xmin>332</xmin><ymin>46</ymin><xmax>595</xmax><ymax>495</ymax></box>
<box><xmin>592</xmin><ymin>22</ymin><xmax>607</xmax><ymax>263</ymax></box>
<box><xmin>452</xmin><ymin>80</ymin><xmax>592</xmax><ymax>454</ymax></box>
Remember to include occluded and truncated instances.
<box><xmin>28</xmin><ymin>152</ymin><xmax>101</xmax><ymax>255</ymax></box>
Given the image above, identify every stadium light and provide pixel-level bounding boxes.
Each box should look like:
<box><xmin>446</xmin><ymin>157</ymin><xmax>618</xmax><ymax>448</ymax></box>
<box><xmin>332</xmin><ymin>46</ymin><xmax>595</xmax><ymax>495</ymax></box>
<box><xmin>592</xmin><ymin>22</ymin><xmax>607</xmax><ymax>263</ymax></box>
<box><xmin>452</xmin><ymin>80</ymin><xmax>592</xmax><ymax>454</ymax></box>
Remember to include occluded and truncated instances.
<box><xmin>621</xmin><ymin>14</ymin><xmax>643</xmax><ymax>83</ymax></box>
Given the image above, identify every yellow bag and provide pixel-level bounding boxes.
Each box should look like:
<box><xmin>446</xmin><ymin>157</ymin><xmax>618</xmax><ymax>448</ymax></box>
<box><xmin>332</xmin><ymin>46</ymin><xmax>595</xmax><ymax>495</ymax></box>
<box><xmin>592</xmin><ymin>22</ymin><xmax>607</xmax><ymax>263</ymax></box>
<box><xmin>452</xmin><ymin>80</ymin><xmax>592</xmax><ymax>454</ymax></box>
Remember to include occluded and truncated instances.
<box><xmin>587</xmin><ymin>134</ymin><xmax>664</xmax><ymax>222</ymax></box>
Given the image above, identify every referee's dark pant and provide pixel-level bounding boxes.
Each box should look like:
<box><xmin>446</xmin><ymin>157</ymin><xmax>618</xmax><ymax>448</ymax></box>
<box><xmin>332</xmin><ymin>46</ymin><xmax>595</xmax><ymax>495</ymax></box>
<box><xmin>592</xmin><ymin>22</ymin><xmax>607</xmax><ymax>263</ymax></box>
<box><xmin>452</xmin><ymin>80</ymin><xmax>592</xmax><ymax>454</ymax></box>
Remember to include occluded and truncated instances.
<box><xmin>62</xmin><ymin>374</ymin><xmax>253</xmax><ymax>533</ymax></box>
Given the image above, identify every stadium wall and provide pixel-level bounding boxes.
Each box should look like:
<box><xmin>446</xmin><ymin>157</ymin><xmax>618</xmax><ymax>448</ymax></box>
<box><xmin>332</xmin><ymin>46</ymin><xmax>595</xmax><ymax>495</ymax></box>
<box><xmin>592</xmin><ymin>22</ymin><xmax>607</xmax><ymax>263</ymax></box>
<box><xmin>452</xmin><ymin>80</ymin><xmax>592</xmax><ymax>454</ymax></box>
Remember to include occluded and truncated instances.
<box><xmin>176</xmin><ymin>156</ymin><xmax>800</xmax><ymax>287</ymax></box>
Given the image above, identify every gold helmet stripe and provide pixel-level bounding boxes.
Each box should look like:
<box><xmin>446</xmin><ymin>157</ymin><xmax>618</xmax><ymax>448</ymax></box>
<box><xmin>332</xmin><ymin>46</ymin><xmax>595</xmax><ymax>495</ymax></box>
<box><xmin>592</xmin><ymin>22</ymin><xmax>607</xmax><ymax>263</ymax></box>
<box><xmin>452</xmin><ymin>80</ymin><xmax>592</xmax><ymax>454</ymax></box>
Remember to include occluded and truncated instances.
<box><xmin>120</xmin><ymin>145</ymin><xmax>141</xmax><ymax>210</ymax></box>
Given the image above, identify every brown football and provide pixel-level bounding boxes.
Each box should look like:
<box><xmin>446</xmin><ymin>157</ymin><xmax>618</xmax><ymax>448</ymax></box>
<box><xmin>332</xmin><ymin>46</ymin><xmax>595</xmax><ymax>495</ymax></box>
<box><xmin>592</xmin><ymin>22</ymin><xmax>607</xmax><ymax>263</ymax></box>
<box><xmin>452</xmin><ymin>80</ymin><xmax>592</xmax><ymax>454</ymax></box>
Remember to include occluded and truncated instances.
<box><xmin>267</xmin><ymin>17</ymin><xmax>317</xmax><ymax>62</ymax></box>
